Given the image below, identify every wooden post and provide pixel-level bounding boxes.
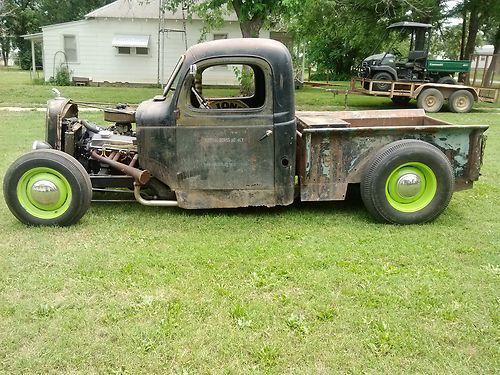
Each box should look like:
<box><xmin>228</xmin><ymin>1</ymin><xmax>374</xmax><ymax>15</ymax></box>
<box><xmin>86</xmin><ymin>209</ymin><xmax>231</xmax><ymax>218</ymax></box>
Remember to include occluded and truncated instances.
<box><xmin>30</xmin><ymin>39</ymin><xmax>36</xmax><ymax>77</ymax></box>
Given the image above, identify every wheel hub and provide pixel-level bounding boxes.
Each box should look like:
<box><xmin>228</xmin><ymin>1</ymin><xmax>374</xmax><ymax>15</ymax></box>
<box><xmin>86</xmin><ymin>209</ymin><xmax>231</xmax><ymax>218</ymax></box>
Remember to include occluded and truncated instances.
<box><xmin>426</xmin><ymin>96</ymin><xmax>436</xmax><ymax>106</ymax></box>
<box><xmin>30</xmin><ymin>180</ymin><xmax>61</xmax><ymax>206</ymax></box>
<box><xmin>456</xmin><ymin>96</ymin><xmax>467</xmax><ymax>109</ymax></box>
<box><xmin>396</xmin><ymin>173</ymin><xmax>422</xmax><ymax>199</ymax></box>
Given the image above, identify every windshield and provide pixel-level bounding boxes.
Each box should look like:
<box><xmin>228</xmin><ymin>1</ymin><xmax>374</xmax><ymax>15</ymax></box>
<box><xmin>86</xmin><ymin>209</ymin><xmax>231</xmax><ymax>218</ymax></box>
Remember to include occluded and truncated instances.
<box><xmin>162</xmin><ymin>55</ymin><xmax>185</xmax><ymax>97</ymax></box>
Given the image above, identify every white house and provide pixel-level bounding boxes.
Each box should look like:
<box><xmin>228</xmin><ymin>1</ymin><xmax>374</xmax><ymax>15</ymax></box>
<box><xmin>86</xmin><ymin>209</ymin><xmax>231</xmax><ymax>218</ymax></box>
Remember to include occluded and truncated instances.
<box><xmin>26</xmin><ymin>0</ymin><xmax>271</xmax><ymax>84</ymax></box>
<box><xmin>471</xmin><ymin>45</ymin><xmax>495</xmax><ymax>69</ymax></box>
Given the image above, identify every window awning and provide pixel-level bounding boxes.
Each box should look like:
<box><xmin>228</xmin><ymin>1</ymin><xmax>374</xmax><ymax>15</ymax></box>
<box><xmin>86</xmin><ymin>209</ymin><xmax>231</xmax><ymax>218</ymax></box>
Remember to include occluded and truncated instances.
<box><xmin>112</xmin><ymin>35</ymin><xmax>150</xmax><ymax>48</ymax></box>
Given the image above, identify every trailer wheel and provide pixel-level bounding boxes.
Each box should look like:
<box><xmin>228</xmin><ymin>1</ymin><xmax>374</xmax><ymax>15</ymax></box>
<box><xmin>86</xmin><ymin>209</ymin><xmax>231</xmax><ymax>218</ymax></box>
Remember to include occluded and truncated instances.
<box><xmin>372</xmin><ymin>72</ymin><xmax>393</xmax><ymax>91</ymax></box>
<box><xmin>361</xmin><ymin>140</ymin><xmax>454</xmax><ymax>224</ymax></box>
<box><xmin>391</xmin><ymin>96</ymin><xmax>411</xmax><ymax>105</ymax></box>
<box><xmin>3</xmin><ymin>149</ymin><xmax>92</xmax><ymax>226</ymax></box>
<box><xmin>417</xmin><ymin>88</ymin><xmax>444</xmax><ymax>113</ymax></box>
<box><xmin>448</xmin><ymin>89</ymin><xmax>474</xmax><ymax>113</ymax></box>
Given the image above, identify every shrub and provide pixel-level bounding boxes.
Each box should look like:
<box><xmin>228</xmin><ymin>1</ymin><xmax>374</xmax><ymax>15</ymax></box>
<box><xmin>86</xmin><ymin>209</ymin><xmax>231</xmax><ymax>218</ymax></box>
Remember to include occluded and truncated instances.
<box><xmin>50</xmin><ymin>64</ymin><xmax>72</xmax><ymax>86</ymax></box>
<box><xmin>233</xmin><ymin>66</ymin><xmax>254</xmax><ymax>96</ymax></box>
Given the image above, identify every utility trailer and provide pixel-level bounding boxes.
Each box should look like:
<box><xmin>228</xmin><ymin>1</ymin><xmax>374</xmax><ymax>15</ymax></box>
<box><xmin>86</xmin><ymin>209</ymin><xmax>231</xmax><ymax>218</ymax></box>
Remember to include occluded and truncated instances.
<box><xmin>350</xmin><ymin>77</ymin><xmax>481</xmax><ymax>113</ymax></box>
<box><xmin>3</xmin><ymin>39</ymin><xmax>489</xmax><ymax>226</ymax></box>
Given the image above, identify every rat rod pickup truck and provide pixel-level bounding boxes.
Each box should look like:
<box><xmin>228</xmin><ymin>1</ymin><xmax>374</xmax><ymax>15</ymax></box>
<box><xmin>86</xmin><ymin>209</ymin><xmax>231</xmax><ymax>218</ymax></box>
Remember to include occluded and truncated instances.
<box><xmin>3</xmin><ymin>39</ymin><xmax>488</xmax><ymax>226</ymax></box>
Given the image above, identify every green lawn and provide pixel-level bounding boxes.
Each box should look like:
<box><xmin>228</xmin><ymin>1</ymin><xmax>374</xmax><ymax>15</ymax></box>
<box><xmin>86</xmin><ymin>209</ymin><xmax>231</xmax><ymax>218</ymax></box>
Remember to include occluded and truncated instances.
<box><xmin>1</xmin><ymin>66</ymin><xmax>498</xmax><ymax>111</ymax></box>
<box><xmin>0</xmin><ymin>68</ymin><xmax>499</xmax><ymax>373</ymax></box>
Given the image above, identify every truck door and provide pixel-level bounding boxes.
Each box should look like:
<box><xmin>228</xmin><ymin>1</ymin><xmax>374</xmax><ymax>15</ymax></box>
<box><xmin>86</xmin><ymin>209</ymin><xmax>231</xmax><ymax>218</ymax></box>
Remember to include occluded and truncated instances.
<box><xmin>174</xmin><ymin>58</ymin><xmax>276</xmax><ymax>208</ymax></box>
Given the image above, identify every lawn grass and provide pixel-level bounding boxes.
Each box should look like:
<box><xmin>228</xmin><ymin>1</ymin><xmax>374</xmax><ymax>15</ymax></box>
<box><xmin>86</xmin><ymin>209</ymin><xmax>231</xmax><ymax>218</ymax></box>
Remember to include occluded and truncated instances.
<box><xmin>1</xmin><ymin>66</ymin><xmax>498</xmax><ymax>111</ymax></box>
<box><xmin>0</xmin><ymin>69</ymin><xmax>499</xmax><ymax>373</ymax></box>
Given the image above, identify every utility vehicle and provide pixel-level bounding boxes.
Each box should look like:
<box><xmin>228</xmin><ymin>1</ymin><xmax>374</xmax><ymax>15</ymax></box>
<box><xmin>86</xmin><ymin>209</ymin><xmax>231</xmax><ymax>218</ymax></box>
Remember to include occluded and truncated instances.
<box><xmin>3</xmin><ymin>39</ymin><xmax>488</xmax><ymax>226</ymax></box>
<box><xmin>360</xmin><ymin>21</ymin><xmax>471</xmax><ymax>92</ymax></box>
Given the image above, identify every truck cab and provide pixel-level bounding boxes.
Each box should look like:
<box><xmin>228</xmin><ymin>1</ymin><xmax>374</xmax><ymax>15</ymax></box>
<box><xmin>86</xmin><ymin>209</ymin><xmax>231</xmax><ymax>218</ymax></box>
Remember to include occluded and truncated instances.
<box><xmin>135</xmin><ymin>38</ymin><xmax>296</xmax><ymax>209</ymax></box>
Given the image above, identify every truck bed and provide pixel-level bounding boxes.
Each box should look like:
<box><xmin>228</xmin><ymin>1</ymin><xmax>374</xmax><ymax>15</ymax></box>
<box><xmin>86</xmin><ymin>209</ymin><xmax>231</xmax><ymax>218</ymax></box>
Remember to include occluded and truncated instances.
<box><xmin>296</xmin><ymin>109</ymin><xmax>446</xmax><ymax>129</ymax></box>
<box><xmin>294</xmin><ymin>109</ymin><xmax>488</xmax><ymax>202</ymax></box>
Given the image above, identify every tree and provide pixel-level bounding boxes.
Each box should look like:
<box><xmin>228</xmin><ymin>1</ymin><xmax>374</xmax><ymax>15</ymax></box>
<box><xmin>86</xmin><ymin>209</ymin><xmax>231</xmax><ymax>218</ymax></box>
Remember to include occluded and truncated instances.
<box><xmin>447</xmin><ymin>0</ymin><xmax>499</xmax><ymax>84</ymax></box>
<box><xmin>449</xmin><ymin>0</ymin><xmax>499</xmax><ymax>60</ymax></box>
<box><xmin>0</xmin><ymin>0</ymin><xmax>114</xmax><ymax>69</ymax></box>
<box><xmin>0</xmin><ymin>0</ymin><xmax>41</xmax><ymax>69</ymax></box>
<box><xmin>163</xmin><ymin>0</ymin><xmax>298</xmax><ymax>39</ymax></box>
<box><xmin>38</xmin><ymin>0</ymin><xmax>114</xmax><ymax>26</ymax></box>
<box><xmin>290</xmin><ymin>0</ymin><xmax>446</xmax><ymax>79</ymax></box>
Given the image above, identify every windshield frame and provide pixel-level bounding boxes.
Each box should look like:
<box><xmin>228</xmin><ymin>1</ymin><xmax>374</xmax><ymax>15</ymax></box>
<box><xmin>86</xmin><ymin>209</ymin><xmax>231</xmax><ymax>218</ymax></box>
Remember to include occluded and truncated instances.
<box><xmin>162</xmin><ymin>55</ymin><xmax>185</xmax><ymax>97</ymax></box>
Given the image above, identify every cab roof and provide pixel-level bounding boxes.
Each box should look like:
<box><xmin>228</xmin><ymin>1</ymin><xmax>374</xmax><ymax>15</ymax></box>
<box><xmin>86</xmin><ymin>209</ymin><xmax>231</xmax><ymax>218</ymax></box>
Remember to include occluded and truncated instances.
<box><xmin>184</xmin><ymin>38</ymin><xmax>292</xmax><ymax>66</ymax></box>
<box><xmin>182</xmin><ymin>38</ymin><xmax>295</xmax><ymax>122</ymax></box>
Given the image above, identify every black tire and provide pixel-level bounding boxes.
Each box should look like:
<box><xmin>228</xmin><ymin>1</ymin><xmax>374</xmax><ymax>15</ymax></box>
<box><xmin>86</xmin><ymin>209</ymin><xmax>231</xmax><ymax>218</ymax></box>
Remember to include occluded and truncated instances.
<box><xmin>391</xmin><ymin>96</ymin><xmax>411</xmax><ymax>105</ymax></box>
<box><xmin>448</xmin><ymin>89</ymin><xmax>474</xmax><ymax>113</ymax></box>
<box><xmin>417</xmin><ymin>88</ymin><xmax>444</xmax><ymax>113</ymax></box>
<box><xmin>372</xmin><ymin>72</ymin><xmax>393</xmax><ymax>92</ymax></box>
<box><xmin>3</xmin><ymin>149</ymin><xmax>92</xmax><ymax>226</ymax></box>
<box><xmin>437</xmin><ymin>76</ymin><xmax>456</xmax><ymax>85</ymax></box>
<box><xmin>361</xmin><ymin>140</ymin><xmax>454</xmax><ymax>224</ymax></box>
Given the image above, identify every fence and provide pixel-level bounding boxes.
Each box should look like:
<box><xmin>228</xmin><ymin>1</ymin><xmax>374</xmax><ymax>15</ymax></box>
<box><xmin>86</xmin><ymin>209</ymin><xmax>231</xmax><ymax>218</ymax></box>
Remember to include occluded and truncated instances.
<box><xmin>466</xmin><ymin>53</ymin><xmax>499</xmax><ymax>88</ymax></box>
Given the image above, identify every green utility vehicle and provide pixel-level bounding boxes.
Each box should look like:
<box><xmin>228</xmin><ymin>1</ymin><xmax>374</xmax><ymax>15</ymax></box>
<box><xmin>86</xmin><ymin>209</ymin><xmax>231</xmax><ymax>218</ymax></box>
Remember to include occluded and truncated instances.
<box><xmin>3</xmin><ymin>39</ymin><xmax>489</xmax><ymax>226</ymax></box>
<box><xmin>360</xmin><ymin>21</ymin><xmax>471</xmax><ymax>91</ymax></box>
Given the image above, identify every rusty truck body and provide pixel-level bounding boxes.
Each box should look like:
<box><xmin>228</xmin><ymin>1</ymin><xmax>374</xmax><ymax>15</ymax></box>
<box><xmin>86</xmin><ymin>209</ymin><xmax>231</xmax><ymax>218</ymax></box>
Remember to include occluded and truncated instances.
<box><xmin>3</xmin><ymin>38</ymin><xmax>488</xmax><ymax>225</ymax></box>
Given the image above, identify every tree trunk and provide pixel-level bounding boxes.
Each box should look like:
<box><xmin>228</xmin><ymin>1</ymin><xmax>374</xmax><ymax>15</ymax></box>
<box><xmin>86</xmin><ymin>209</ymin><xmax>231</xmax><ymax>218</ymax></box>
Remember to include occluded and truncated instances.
<box><xmin>0</xmin><ymin>38</ymin><xmax>9</xmax><ymax>66</ymax></box>
<box><xmin>483</xmin><ymin>28</ymin><xmax>499</xmax><ymax>86</ymax></box>
<box><xmin>232</xmin><ymin>0</ymin><xmax>264</xmax><ymax>38</ymax></box>
<box><xmin>459</xmin><ymin>8</ymin><xmax>467</xmax><ymax>60</ymax></box>
<box><xmin>464</xmin><ymin>6</ymin><xmax>479</xmax><ymax>60</ymax></box>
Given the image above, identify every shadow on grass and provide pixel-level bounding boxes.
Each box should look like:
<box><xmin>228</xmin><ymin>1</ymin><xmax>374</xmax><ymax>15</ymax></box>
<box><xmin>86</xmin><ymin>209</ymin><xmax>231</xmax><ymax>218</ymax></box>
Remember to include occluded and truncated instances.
<box><xmin>92</xmin><ymin>184</ymin><xmax>372</xmax><ymax>222</ymax></box>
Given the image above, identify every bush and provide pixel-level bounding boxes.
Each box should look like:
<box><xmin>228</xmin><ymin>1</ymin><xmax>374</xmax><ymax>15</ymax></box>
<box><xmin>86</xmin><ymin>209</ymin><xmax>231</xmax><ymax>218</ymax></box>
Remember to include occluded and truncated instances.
<box><xmin>50</xmin><ymin>65</ymin><xmax>72</xmax><ymax>86</ymax></box>
<box><xmin>233</xmin><ymin>66</ymin><xmax>254</xmax><ymax>96</ymax></box>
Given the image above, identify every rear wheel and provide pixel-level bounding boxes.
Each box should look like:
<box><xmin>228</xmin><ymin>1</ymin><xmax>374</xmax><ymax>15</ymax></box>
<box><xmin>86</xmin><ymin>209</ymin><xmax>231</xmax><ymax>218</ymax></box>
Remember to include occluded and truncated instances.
<box><xmin>3</xmin><ymin>149</ymin><xmax>92</xmax><ymax>226</ymax></box>
<box><xmin>361</xmin><ymin>140</ymin><xmax>454</xmax><ymax>224</ymax></box>
<box><xmin>448</xmin><ymin>89</ymin><xmax>474</xmax><ymax>113</ymax></box>
<box><xmin>417</xmin><ymin>88</ymin><xmax>444</xmax><ymax>113</ymax></box>
<box><xmin>437</xmin><ymin>76</ymin><xmax>456</xmax><ymax>85</ymax></box>
<box><xmin>372</xmin><ymin>72</ymin><xmax>393</xmax><ymax>91</ymax></box>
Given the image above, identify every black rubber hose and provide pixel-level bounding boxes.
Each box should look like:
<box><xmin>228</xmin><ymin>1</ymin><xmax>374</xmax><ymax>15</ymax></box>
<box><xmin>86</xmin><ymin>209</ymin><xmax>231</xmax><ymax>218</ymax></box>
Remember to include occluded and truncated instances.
<box><xmin>81</xmin><ymin>120</ymin><xmax>102</xmax><ymax>134</ymax></box>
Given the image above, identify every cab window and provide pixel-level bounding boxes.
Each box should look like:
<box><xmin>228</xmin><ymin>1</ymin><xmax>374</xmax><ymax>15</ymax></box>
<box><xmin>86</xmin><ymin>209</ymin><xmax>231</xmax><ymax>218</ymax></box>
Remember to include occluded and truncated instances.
<box><xmin>190</xmin><ymin>63</ymin><xmax>266</xmax><ymax>110</ymax></box>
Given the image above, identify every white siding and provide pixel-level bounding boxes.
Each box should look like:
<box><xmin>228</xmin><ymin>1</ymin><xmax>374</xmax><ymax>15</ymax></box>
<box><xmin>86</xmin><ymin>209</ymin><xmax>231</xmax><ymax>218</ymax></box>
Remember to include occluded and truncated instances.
<box><xmin>42</xmin><ymin>18</ymin><xmax>270</xmax><ymax>84</ymax></box>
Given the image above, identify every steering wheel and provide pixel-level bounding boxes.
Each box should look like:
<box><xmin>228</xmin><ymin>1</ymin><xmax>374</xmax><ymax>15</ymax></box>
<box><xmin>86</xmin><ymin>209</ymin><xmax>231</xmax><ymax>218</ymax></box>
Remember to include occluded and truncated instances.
<box><xmin>191</xmin><ymin>87</ymin><xmax>211</xmax><ymax>109</ymax></box>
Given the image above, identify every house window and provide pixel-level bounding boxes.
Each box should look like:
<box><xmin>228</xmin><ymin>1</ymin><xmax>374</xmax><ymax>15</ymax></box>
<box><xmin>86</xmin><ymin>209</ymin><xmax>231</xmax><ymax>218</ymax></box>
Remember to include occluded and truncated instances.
<box><xmin>213</xmin><ymin>33</ymin><xmax>228</xmax><ymax>40</ymax></box>
<box><xmin>117</xmin><ymin>47</ymin><xmax>131</xmax><ymax>55</ymax></box>
<box><xmin>135</xmin><ymin>47</ymin><xmax>149</xmax><ymax>55</ymax></box>
<box><xmin>64</xmin><ymin>35</ymin><xmax>77</xmax><ymax>62</ymax></box>
<box><xmin>112</xmin><ymin>35</ymin><xmax>150</xmax><ymax>56</ymax></box>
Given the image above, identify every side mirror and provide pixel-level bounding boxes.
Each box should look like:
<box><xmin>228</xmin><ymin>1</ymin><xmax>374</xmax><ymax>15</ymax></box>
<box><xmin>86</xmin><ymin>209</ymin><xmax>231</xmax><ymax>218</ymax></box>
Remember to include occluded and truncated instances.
<box><xmin>189</xmin><ymin>64</ymin><xmax>197</xmax><ymax>76</ymax></box>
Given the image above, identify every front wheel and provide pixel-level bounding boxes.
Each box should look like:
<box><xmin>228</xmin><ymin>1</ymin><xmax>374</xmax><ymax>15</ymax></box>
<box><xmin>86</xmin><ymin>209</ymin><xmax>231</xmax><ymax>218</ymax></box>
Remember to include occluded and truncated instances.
<box><xmin>361</xmin><ymin>140</ymin><xmax>454</xmax><ymax>224</ymax></box>
<box><xmin>372</xmin><ymin>72</ymin><xmax>393</xmax><ymax>92</ymax></box>
<box><xmin>3</xmin><ymin>149</ymin><xmax>92</xmax><ymax>226</ymax></box>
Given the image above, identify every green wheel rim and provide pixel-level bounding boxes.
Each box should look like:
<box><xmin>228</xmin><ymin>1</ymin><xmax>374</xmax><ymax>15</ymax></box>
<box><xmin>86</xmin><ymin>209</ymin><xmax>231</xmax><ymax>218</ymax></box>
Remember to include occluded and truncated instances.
<box><xmin>385</xmin><ymin>162</ymin><xmax>437</xmax><ymax>212</ymax></box>
<box><xmin>16</xmin><ymin>167</ymin><xmax>72</xmax><ymax>219</ymax></box>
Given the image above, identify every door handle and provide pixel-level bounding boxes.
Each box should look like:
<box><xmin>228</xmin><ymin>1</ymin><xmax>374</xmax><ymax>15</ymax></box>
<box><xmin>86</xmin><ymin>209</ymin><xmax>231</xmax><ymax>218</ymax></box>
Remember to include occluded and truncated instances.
<box><xmin>259</xmin><ymin>130</ymin><xmax>273</xmax><ymax>141</ymax></box>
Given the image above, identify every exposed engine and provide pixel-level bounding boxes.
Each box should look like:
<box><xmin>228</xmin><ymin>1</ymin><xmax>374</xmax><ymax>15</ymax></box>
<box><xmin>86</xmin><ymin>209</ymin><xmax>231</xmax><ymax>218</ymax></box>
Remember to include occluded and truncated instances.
<box><xmin>61</xmin><ymin>116</ymin><xmax>137</xmax><ymax>175</ymax></box>
<box><xmin>40</xmin><ymin>97</ymin><xmax>178</xmax><ymax>202</ymax></box>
